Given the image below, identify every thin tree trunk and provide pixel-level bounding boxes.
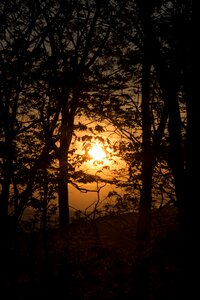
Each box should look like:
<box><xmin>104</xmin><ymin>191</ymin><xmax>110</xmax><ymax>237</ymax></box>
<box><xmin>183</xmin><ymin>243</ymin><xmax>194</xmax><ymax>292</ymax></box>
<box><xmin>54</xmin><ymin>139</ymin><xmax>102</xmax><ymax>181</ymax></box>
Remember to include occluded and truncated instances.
<box><xmin>58</xmin><ymin>82</ymin><xmax>80</xmax><ymax>227</ymax></box>
<box><xmin>58</xmin><ymin>158</ymin><xmax>70</xmax><ymax>227</ymax></box>
<box><xmin>133</xmin><ymin>3</ymin><xmax>155</xmax><ymax>299</ymax></box>
<box><xmin>183</xmin><ymin>69</ymin><xmax>193</xmax><ymax>242</ymax></box>
<box><xmin>58</xmin><ymin>99</ymin><xmax>70</xmax><ymax>226</ymax></box>
<box><xmin>136</xmin><ymin>0</ymin><xmax>153</xmax><ymax>242</ymax></box>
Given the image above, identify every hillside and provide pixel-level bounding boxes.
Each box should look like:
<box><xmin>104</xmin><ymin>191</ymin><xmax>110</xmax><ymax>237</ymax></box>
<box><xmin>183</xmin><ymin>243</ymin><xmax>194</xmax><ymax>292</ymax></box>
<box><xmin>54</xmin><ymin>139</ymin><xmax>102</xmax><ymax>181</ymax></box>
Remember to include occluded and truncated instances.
<box><xmin>0</xmin><ymin>204</ymin><xmax>189</xmax><ymax>299</ymax></box>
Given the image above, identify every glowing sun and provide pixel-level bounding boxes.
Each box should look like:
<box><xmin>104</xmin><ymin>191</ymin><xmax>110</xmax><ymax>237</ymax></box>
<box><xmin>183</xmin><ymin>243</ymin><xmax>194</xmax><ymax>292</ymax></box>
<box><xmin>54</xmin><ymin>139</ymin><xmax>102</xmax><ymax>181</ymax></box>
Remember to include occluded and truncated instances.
<box><xmin>88</xmin><ymin>144</ymin><xmax>106</xmax><ymax>161</ymax></box>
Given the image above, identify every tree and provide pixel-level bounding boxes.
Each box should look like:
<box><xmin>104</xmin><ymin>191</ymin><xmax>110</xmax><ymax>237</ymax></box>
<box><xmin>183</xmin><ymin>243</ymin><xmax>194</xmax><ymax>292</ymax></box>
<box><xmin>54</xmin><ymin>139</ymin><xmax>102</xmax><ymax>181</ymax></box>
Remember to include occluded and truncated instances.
<box><xmin>0</xmin><ymin>0</ymin><xmax>42</xmax><ymax>229</ymax></box>
<box><xmin>149</xmin><ymin>0</ymin><xmax>192</xmax><ymax>241</ymax></box>
<box><xmin>38</xmin><ymin>0</ymin><xmax>126</xmax><ymax>226</ymax></box>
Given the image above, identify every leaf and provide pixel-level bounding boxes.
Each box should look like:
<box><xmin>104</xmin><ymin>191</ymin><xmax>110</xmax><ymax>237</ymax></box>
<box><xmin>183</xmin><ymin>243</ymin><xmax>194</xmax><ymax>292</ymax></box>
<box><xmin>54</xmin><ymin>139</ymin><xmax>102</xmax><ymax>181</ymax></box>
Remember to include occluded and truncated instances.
<box><xmin>95</xmin><ymin>124</ymin><xmax>105</xmax><ymax>132</ymax></box>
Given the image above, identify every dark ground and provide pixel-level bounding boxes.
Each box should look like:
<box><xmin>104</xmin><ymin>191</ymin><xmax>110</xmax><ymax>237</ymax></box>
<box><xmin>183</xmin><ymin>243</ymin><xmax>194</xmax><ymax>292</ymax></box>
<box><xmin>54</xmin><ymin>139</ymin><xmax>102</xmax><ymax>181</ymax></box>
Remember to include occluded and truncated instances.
<box><xmin>0</xmin><ymin>205</ymin><xmax>191</xmax><ymax>299</ymax></box>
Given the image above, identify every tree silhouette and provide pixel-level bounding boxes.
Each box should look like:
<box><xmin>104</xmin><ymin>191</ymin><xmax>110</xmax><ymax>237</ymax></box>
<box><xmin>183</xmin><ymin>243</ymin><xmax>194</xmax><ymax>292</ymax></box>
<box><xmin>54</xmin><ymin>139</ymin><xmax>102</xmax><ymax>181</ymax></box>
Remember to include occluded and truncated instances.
<box><xmin>148</xmin><ymin>0</ymin><xmax>192</xmax><ymax>241</ymax></box>
<box><xmin>0</xmin><ymin>0</ymin><xmax>192</xmax><ymax>297</ymax></box>
<box><xmin>38</xmin><ymin>0</ymin><xmax>128</xmax><ymax>226</ymax></box>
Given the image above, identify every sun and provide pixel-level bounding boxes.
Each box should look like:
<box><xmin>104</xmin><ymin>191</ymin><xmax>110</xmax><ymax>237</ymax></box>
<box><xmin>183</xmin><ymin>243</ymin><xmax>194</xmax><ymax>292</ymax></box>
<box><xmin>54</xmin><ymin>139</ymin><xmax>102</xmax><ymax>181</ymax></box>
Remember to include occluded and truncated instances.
<box><xmin>88</xmin><ymin>144</ymin><xmax>106</xmax><ymax>161</ymax></box>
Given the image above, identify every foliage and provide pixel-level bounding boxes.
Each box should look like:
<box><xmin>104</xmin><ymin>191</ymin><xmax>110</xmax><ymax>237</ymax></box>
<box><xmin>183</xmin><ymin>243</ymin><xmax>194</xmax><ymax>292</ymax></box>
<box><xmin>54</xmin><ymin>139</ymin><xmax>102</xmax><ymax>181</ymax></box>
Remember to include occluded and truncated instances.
<box><xmin>0</xmin><ymin>0</ymin><xmax>191</xmax><ymax>238</ymax></box>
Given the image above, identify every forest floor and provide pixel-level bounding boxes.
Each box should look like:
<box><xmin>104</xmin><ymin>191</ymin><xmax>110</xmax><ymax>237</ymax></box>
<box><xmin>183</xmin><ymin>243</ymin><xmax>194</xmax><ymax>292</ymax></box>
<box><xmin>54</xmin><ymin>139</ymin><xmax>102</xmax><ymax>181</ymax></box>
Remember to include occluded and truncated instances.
<box><xmin>0</xmin><ymin>204</ymin><xmax>191</xmax><ymax>299</ymax></box>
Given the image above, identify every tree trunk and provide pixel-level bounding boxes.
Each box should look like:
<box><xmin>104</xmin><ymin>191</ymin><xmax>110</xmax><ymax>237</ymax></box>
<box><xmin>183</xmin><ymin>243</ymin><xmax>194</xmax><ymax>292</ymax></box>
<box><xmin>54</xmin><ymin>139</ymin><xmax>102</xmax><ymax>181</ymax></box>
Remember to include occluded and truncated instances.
<box><xmin>184</xmin><ymin>68</ymin><xmax>193</xmax><ymax>242</ymax></box>
<box><xmin>58</xmin><ymin>156</ymin><xmax>70</xmax><ymax>227</ymax></box>
<box><xmin>58</xmin><ymin>81</ymin><xmax>80</xmax><ymax>227</ymax></box>
<box><xmin>134</xmin><ymin>3</ymin><xmax>154</xmax><ymax>298</ymax></box>
<box><xmin>136</xmin><ymin>0</ymin><xmax>153</xmax><ymax>242</ymax></box>
<box><xmin>58</xmin><ymin>99</ymin><xmax>70</xmax><ymax>227</ymax></box>
<box><xmin>167</xmin><ymin>90</ymin><xmax>186</xmax><ymax>226</ymax></box>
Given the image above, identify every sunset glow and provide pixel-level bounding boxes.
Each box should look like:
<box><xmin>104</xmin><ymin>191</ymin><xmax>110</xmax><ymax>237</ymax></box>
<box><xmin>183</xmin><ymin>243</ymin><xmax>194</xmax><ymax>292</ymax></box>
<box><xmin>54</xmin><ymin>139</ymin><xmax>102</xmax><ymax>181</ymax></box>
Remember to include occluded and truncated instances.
<box><xmin>88</xmin><ymin>144</ymin><xmax>106</xmax><ymax>161</ymax></box>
